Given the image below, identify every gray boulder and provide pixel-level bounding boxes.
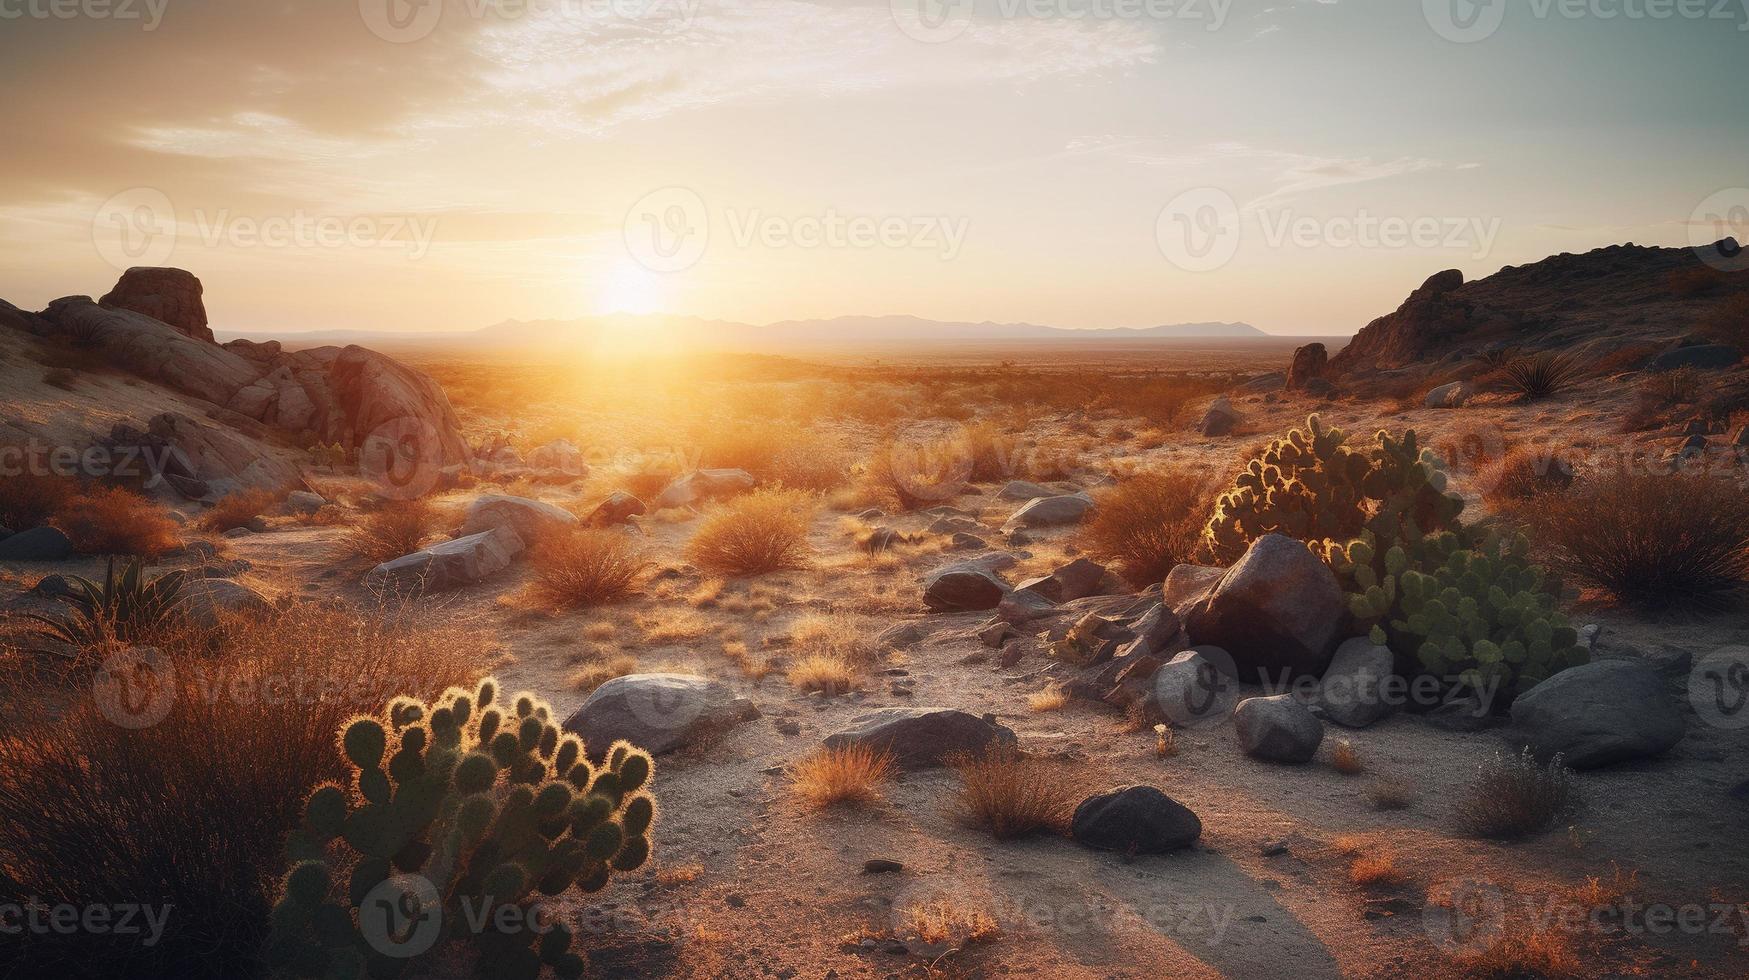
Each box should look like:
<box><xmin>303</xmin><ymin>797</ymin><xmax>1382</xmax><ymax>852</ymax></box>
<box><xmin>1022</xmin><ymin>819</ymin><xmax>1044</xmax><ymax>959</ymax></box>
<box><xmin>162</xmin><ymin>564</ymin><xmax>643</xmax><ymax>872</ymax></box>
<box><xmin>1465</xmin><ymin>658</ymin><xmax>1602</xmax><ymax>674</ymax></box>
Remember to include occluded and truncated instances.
<box><xmin>562</xmin><ymin>673</ymin><xmax>759</xmax><ymax>757</ymax></box>
<box><xmin>1425</xmin><ymin>381</ymin><xmax>1471</xmax><ymax>408</ymax></box>
<box><xmin>1163</xmin><ymin>563</ymin><xmax>1225</xmax><ymax>611</ymax></box>
<box><xmin>0</xmin><ymin>526</ymin><xmax>74</xmax><ymax>561</ymax></box>
<box><xmin>1200</xmin><ymin>397</ymin><xmax>1240</xmax><ymax>437</ymax></box>
<box><xmin>1509</xmin><ymin>661</ymin><xmax>1685</xmax><ymax>769</ymax></box>
<box><xmin>1015</xmin><ymin>557</ymin><xmax>1107</xmax><ymax>603</ymax></box>
<box><xmin>178</xmin><ymin>578</ymin><xmax>273</xmax><ymax>630</ymax></box>
<box><xmin>284</xmin><ymin>490</ymin><xmax>326</xmax><ymax>515</ymax></box>
<box><xmin>1071</xmin><ymin>786</ymin><xmax>1201</xmax><ymax>854</ymax></box>
<box><xmin>365</xmin><ymin>525</ymin><xmax>525</xmax><ymax>593</ymax></box>
<box><xmin>458</xmin><ymin>494</ymin><xmax>579</xmax><ymax>544</ymax></box>
<box><xmin>1317</xmin><ymin>638</ymin><xmax>1397</xmax><ymax>729</ymax></box>
<box><xmin>651</xmin><ymin>468</ymin><xmax>756</xmax><ymax>510</ymax></box>
<box><xmin>585</xmin><ymin>491</ymin><xmax>646</xmax><ymax>528</ymax></box>
<box><xmin>1234</xmin><ymin>694</ymin><xmax>1324</xmax><ymax>763</ymax></box>
<box><xmin>1182</xmin><ymin>534</ymin><xmax>1345</xmax><ymax>683</ymax></box>
<box><xmin>1149</xmin><ymin>647</ymin><xmax>1240</xmax><ymax>728</ymax></box>
<box><xmin>1003</xmin><ymin>493</ymin><xmax>1094</xmax><ymax>530</ymax></box>
<box><xmin>997</xmin><ymin>480</ymin><xmax>1054</xmax><ymax>501</ymax></box>
<box><xmin>822</xmin><ymin>707</ymin><xmax>1016</xmax><ymax>769</ymax></box>
<box><xmin>923</xmin><ymin>568</ymin><xmax>1009</xmax><ymax>612</ymax></box>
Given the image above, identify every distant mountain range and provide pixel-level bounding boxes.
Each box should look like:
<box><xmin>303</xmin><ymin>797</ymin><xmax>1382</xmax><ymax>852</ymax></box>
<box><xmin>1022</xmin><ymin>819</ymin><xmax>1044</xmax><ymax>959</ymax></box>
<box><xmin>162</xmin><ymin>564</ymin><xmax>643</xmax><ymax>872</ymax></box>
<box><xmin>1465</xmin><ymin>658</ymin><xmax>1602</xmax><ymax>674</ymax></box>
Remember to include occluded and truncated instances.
<box><xmin>215</xmin><ymin>313</ymin><xmax>1269</xmax><ymax>349</ymax></box>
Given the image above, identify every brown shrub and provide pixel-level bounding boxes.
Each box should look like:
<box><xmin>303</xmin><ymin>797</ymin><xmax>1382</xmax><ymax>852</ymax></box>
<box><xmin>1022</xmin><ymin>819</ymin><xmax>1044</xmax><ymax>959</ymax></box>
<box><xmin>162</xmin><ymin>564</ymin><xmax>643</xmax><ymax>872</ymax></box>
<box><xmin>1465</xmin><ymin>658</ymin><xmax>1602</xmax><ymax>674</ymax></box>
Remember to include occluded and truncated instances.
<box><xmin>950</xmin><ymin>745</ymin><xmax>1079</xmax><ymax>840</ymax></box>
<box><xmin>336</xmin><ymin>498</ymin><xmax>436</xmax><ymax>568</ymax></box>
<box><xmin>787</xmin><ymin>653</ymin><xmax>860</xmax><ymax>694</ymax></box>
<box><xmin>1452</xmin><ymin>748</ymin><xmax>1578</xmax><ymax>840</ymax></box>
<box><xmin>53</xmin><ymin>485</ymin><xmax>181</xmax><ymax>558</ymax></box>
<box><xmin>685</xmin><ymin>488</ymin><xmax>813</xmax><ymax>576</ymax></box>
<box><xmin>1457</xmin><ymin>925</ymin><xmax>1579</xmax><ymax>978</ymax></box>
<box><xmin>865</xmin><ymin>438</ymin><xmax>972</xmax><ymax>510</ymax></box>
<box><xmin>788</xmin><ymin>744</ymin><xmax>894</xmax><ymax>809</ymax></box>
<box><xmin>1529</xmin><ymin>470</ymin><xmax>1749</xmax><ymax>610</ymax></box>
<box><xmin>1480</xmin><ymin>445</ymin><xmax>1576</xmax><ymax>509</ymax></box>
<box><xmin>1079</xmin><ymin>467</ymin><xmax>1209</xmax><ymax>586</ymax></box>
<box><xmin>567</xmin><ymin>654</ymin><xmax>638</xmax><ymax>693</ymax></box>
<box><xmin>0</xmin><ymin>600</ymin><xmax>485</xmax><ymax>979</ymax></box>
<box><xmin>527</xmin><ymin>528</ymin><xmax>648</xmax><ymax>608</ymax></box>
<box><xmin>197</xmin><ymin>487</ymin><xmax>282</xmax><ymax>533</ymax></box>
<box><xmin>0</xmin><ymin>470</ymin><xmax>79</xmax><ymax>530</ymax></box>
<box><xmin>1347</xmin><ymin>850</ymin><xmax>1403</xmax><ymax>887</ymax></box>
<box><xmin>1330</xmin><ymin>739</ymin><xmax>1363</xmax><ymax>775</ymax></box>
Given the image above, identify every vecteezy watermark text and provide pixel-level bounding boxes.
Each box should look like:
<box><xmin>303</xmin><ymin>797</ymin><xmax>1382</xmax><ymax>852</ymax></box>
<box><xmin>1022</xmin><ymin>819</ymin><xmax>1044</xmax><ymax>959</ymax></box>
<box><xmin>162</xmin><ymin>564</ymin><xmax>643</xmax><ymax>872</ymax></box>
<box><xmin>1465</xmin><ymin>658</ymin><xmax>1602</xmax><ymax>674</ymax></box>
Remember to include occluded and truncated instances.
<box><xmin>0</xmin><ymin>0</ymin><xmax>168</xmax><ymax>29</ymax></box>
<box><xmin>1424</xmin><ymin>0</ymin><xmax>1749</xmax><ymax>43</ymax></box>
<box><xmin>0</xmin><ymin>899</ymin><xmax>174</xmax><ymax>947</ymax></box>
<box><xmin>0</xmin><ymin>441</ymin><xmax>176</xmax><ymax>487</ymax></box>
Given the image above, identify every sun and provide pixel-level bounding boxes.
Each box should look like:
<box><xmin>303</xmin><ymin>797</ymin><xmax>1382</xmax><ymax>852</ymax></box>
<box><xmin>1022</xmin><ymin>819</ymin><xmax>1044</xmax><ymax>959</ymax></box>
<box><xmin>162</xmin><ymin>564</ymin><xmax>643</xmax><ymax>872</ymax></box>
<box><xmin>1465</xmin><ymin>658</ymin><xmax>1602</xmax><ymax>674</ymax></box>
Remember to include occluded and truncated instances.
<box><xmin>595</xmin><ymin>257</ymin><xmax>667</xmax><ymax>315</ymax></box>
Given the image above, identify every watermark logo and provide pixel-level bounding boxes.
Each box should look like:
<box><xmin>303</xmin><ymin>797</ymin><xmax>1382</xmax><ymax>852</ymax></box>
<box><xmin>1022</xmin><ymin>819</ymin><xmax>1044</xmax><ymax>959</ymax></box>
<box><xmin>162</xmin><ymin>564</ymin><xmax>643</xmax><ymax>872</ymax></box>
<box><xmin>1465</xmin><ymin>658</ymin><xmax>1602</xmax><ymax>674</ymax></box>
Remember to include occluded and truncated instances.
<box><xmin>0</xmin><ymin>0</ymin><xmax>169</xmax><ymax>30</ymax></box>
<box><xmin>360</xmin><ymin>0</ymin><xmax>445</xmax><ymax>43</ymax></box>
<box><xmin>624</xmin><ymin>187</ymin><xmax>710</xmax><ymax>274</ymax></box>
<box><xmin>1153</xmin><ymin>646</ymin><xmax>1239</xmax><ymax>728</ymax></box>
<box><xmin>1689</xmin><ymin>188</ymin><xmax>1749</xmax><ymax>273</ymax></box>
<box><xmin>359</xmin><ymin>875</ymin><xmax>443</xmax><ymax>958</ymax></box>
<box><xmin>359</xmin><ymin>417</ymin><xmax>446</xmax><ymax>501</ymax></box>
<box><xmin>890</xmin><ymin>0</ymin><xmax>976</xmax><ymax>43</ymax></box>
<box><xmin>93</xmin><ymin>646</ymin><xmax>176</xmax><ymax>730</ymax></box>
<box><xmin>1424</xmin><ymin>0</ymin><xmax>1507</xmax><ymax>42</ymax></box>
<box><xmin>92</xmin><ymin>187</ymin><xmax>177</xmax><ymax>271</ymax></box>
<box><xmin>621</xmin><ymin>676</ymin><xmax>710</xmax><ymax>736</ymax></box>
<box><xmin>1425</xmin><ymin>878</ymin><xmax>1508</xmax><ymax>955</ymax></box>
<box><xmin>1691</xmin><ymin>646</ymin><xmax>1749</xmax><ymax>730</ymax></box>
<box><xmin>1156</xmin><ymin>188</ymin><xmax>1241</xmax><ymax>273</ymax></box>
<box><xmin>0</xmin><ymin>899</ymin><xmax>174</xmax><ymax>947</ymax></box>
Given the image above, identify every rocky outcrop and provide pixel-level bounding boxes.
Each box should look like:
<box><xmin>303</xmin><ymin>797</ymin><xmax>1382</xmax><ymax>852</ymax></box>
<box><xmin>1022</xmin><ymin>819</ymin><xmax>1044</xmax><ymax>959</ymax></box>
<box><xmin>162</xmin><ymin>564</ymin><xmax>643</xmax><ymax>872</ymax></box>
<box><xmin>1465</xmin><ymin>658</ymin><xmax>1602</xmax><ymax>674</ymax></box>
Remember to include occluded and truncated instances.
<box><xmin>99</xmin><ymin>267</ymin><xmax>212</xmax><ymax>342</ymax></box>
<box><xmin>1286</xmin><ymin>343</ymin><xmax>1327</xmax><ymax>390</ymax></box>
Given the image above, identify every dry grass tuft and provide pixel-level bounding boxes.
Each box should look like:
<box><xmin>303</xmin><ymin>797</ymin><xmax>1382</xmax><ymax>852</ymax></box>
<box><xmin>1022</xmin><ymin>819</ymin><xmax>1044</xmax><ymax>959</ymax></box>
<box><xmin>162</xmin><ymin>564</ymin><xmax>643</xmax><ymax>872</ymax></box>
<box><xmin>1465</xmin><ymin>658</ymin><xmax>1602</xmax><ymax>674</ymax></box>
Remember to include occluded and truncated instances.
<box><xmin>1079</xmin><ymin>466</ymin><xmax>1209</xmax><ymax>586</ymax></box>
<box><xmin>787</xmin><ymin>653</ymin><xmax>861</xmax><ymax>695</ymax></box>
<box><xmin>197</xmin><ymin>487</ymin><xmax>281</xmax><ymax>533</ymax></box>
<box><xmin>527</xmin><ymin>527</ymin><xmax>649</xmax><ymax>608</ymax></box>
<box><xmin>1347</xmin><ymin>849</ymin><xmax>1404</xmax><ymax>887</ymax></box>
<box><xmin>1529</xmin><ymin>470</ymin><xmax>1749</xmax><ymax>610</ymax></box>
<box><xmin>1368</xmin><ymin>777</ymin><xmax>1416</xmax><ymax>811</ymax></box>
<box><xmin>1330</xmin><ymin>739</ymin><xmax>1363</xmax><ymax>776</ymax></box>
<box><xmin>950</xmin><ymin>745</ymin><xmax>1079</xmax><ymax>840</ymax></box>
<box><xmin>685</xmin><ymin>488</ymin><xmax>814</xmax><ymax>576</ymax></box>
<box><xmin>1565</xmin><ymin>863</ymin><xmax>1640</xmax><ymax>910</ymax></box>
<box><xmin>567</xmin><ymin>655</ymin><xmax>639</xmax><ymax>693</ymax></box>
<box><xmin>1479</xmin><ymin>445</ymin><xmax>1575</xmax><ymax>509</ymax></box>
<box><xmin>788</xmin><ymin>744</ymin><xmax>895</xmax><ymax>809</ymax></box>
<box><xmin>1458</xmin><ymin>926</ymin><xmax>1580</xmax><ymax>978</ymax></box>
<box><xmin>337</xmin><ymin>498</ymin><xmax>436</xmax><ymax>568</ymax></box>
<box><xmin>53</xmin><ymin>485</ymin><xmax>182</xmax><ymax>558</ymax></box>
<box><xmin>1027</xmin><ymin>685</ymin><xmax>1068</xmax><ymax>713</ymax></box>
<box><xmin>1453</xmin><ymin>748</ymin><xmax>1578</xmax><ymax>840</ymax></box>
<box><xmin>902</xmin><ymin>899</ymin><xmax>1001</xmax><ymax>947</ymax></box>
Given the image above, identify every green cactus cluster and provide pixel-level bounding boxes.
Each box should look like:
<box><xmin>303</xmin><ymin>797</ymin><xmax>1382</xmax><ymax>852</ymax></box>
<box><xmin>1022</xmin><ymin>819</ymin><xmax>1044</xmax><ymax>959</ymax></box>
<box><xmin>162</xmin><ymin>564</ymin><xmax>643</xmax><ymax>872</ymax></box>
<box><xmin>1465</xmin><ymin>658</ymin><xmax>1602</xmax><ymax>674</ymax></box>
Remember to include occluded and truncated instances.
<box><xmin>1330</xmin><ymin>526</ymin><xmax>1585</xmax><ymax>698</ymax></box>
<box><xmin>262</xmin><ymin>678</ymin><xmax>656</xmax><ymax>980</ymax></box>
<box><xmin>1202</xmin><ymin>415</ymin><xmax>1465</xmax><ymax>563</ymax></box>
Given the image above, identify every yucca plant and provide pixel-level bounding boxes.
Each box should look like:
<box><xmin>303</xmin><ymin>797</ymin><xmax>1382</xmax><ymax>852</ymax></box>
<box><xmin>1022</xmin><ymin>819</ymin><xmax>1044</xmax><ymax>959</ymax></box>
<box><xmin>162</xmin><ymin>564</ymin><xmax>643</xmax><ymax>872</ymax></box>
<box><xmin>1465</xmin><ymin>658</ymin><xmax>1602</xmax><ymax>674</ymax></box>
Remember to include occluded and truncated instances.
<box><xmin>1498</xmin><ymin>351</ymin><xmax>1586</xmax><ymax>402</ymax></box>
<box><xmin>21</xmin><ymin>556</ymin><xmax>189</xmax><ymax>650</ymax></box>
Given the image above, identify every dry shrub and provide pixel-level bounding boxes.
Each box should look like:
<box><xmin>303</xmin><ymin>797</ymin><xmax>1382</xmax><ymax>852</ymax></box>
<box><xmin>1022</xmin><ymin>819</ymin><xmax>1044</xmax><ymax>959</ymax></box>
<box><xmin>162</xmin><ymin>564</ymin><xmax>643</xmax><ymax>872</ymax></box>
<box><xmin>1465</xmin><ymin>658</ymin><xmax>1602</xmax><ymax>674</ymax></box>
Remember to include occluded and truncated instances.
<box><xmin>53</xmin><ymin>485</ymin><xmax>181</xmax><ymax>558</ymax></box>
<box><xmin>619</xmin><ymin>459</ymin><xmax>683</xmax><ymax>502</ymax></box>
<box><xmin>1697</xmin><ymin>291</ymin><xmax>1749</xmax><ymax>350</ymax></box>
<box><xmin>788</xmin><ymin>744</ymin><xmax>894</xmax><ymax>809</ymax></box>
<box><xmin>695</xmin><ymin>422</ymin><xmax>786</xmax><ymax>477</ymax></box>
<box><xmin>1529</xmin><ymin>470</ymin><xmax>1749</xmax><ymax>610</ymax></box>
<box><xmin>950</xmin><ymin>745</ymin><xmax>1079</xmax><ymax>840</ymax></box>
<box><xmin>1453</xmin><ymin>748</ymin><xmax>1578</xmax><ymax>840</ymax></box>
<box><xmin>197</xmin><ymin>487</ymin><xmax>282</xmax><ymax>533</ymax></box>
<box><xmin>1588</xmin><ymin>340</ymin><xmax>1663</xmax><ymax>376</ymax></box>
<box><xmin>865</xmin><ymin>438</ymin><xmax>972</xmax><ymax>510</ymax></box>
<box><xmin>0</xmin><ymin>470</ymin><xmax>78</xmax><ymax>530</ymax></box>
<box><xmin>1566</xmin><ymin>863</ymin><xmax>1639</xmax><ymax>910</ymax></box>
<box><xmin>902</xmin><ymin>899</ymin><xmax>1000</xmax><ymax>947</ymax></box>
<box><xmin>1079</xmin><ymin>466</ymin><xmax>1209</xmax><ymax>586</ymax></box>
<box><xmin>1639</xmin><ymin>365</ymin><xmax>1700</xmax><ymax>406</ymax></box>
<box><xmin>337</xmin><ymin>498</ymin><xmax>436</xmax><ymax>568</ymax></box>
<box><xmin>1368</xmin><ymin>777</ymin><xmax>1416</xmax><ymax>811</ymax></box>
<box><xmin>787</xmin><ymin>653</ymin><xmax>860</xmax><ymax>694</ymax></box>
<box><xmin>527</xmin><ymin>527</ymin><xmax>648</xmax><ymax>608</ymax></box>
<box><xmin>787</xmin><ymin>612</ymin><xmax>878</xmax><ymax>667</ymax></box>
<box><xmin>1330</xmin><ymin>739</ymin><xmax>1363</xmax><ymax>775</ymax></box>
<box><xmin>1027</xmin><ymin>685</ymin><xmax>1068</xmax><ymax>713</ymax></box>
<box><xmin>1347</xmin><ymin>850</ymin><xmax>1403</xmax><ymax>887</ymax></box>
<box><xmin>1457</xmin><ymin>926</ymin><xmax>1579</xmax><ymax>978</ymax></box>
<box><xmin>959</xmin><ymin>421</ymin><xmax>1022</xmax><ymax>482</ymax></box>
<box><xmin>685</xmin><ymin>488</ymin><xmax>813</xmax><ymax>576</ymax></box>
<box><xmin>768</xmin><ymin>440</ymin><xmax>850</xmax><ymax>492</ymax></box>
<box><xmin>568</xmin><ymin>654</ymin><xmax>638</xmax><ymax>693</ymax></box>
<box><xmin>0</xmin><ymin>600</ymin><xmax>484</xmax><ymax>979</ymax></box>
<box><xmin>1480</xmin><ymin>445</ymin><xmax>1575</xmax><ymax>509</ymax></box>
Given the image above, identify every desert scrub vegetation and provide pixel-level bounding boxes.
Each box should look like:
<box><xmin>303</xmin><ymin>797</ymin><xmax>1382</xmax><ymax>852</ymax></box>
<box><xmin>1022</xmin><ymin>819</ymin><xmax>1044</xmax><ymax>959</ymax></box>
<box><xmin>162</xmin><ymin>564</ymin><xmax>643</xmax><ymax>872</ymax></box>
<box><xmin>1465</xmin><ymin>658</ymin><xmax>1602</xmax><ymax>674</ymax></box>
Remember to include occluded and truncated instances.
<box><xmin>568</xmin><ymin>654</ymin><xmax>639</xmax><ymax>693</ymax></box>
<box><xmin>19</xmin><ymin>556</ymin><xmax>189</xmax><ymax>656</ymax></box>
<box><xmin>1498</xmin><ymin>350</ymin><xmax>1586</xmax><ymax>402</ymax></box>
<box><xmin>1480</xmin><ymin>445</ymin><xmax>1576</xmax><ymax>509</ymax></box>
<box><xmin>950</xmin><ymin>745</ymin><xmax>1079</xmax><ymax>840</ymax></box>
<box><xmin>336</xmin><ymin>496</ymin><xmax>436</xmax><ymax>568</ymax></box>
<box><xmin>196</xmin><ymin>487</ymin><xmax>281</xmax><ymax>532</ymax></box>
<box><xmin>0</xmin><ymin>470</ymin><xmax>77</xmax><ymax>529</ymax></box>
<box><xmin>52</xmin><ymin>484</ymin><xmax>182</xmax><ymax>558</ymax></box>
<box><xmin>527</xmin><ymin>527</ymin><xmax>649</xmax><ymax>608</ymax></box>
<box><xmin>788</xmin><ymin>744</ymin><xmax>895</xmax><ymax>809</ymax></box>
<box><xmin>0</xmin><ymin>600</ymin><xmax>486</xmax><ymax>979</ymax></box>
<box><xmin>864</xmin><ymin>437</ymin><xmax>974</xmax><ymax>510</ymax></box>
<box><xmin>1696</xmin><ymin>290</ymin><xmax>1749</xmax><ymax>349</ymax></box>
<box><xmin>1453</xmin><ymin>747</ymin><xmax>1578</xmax><ymax>840</ymax></box>
<box><xmin>1080</xmin><ymin>466</ymin><xmax>1208</xmax><ymax>586</ymax></box>
<box><xmin>1528</xmin><ymin>470</ymin><xmax>1749</xmax><ymax>610</ymax></box>
<box><xmin>685</xmin><ymin>487</ymin><xmax>813</xmax><ymax>576</ymax></box>
<box><xmin>264</xmin><ymin>680</ymin><xmax>656</xmax><ymax>980</ymax></box>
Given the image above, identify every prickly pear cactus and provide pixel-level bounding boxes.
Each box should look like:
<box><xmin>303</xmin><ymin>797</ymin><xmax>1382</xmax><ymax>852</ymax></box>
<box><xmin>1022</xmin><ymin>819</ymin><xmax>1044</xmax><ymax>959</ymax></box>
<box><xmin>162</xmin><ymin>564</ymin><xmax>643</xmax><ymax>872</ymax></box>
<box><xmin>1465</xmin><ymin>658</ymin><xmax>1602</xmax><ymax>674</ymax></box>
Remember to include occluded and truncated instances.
<box><xmin>1331</xmin><ymin>528</ymin><xmax>1586</xmax><ymax>700</ymax></box>
<box><xmin>262</xmin><ymin>679</ymin><xmax>655</xmax><ymax>980</ymax></box>
<box><xmin>1202</xmin><ymin>415</ymin><xmax>1464</xmax><ymax>564</ymax></box>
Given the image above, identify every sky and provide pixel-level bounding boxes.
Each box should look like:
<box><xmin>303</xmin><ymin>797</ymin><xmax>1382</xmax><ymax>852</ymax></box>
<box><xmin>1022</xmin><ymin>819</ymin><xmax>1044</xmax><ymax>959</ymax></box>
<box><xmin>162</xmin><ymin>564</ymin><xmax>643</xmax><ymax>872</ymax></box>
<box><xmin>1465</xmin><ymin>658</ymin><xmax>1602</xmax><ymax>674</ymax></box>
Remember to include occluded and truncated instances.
<box><xmin>0</xmin><ymin>0</ymin><xmax>1744</xmax><ymax>337</ymax></box>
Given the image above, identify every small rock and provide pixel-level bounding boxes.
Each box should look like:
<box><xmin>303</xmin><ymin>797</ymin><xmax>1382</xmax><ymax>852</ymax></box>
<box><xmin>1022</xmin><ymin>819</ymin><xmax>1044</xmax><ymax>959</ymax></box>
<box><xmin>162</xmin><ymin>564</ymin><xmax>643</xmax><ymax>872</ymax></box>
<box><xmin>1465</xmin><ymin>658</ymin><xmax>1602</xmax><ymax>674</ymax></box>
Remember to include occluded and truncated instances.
<box><xmin>1071</xmin><ymin>786</ymin><xmax>1201</xmax><ymax>854</ymax></box>
<box><xmin>997</xmin><ymin>480</ymin><xmax>1054</xmax><ymax>501</ymax></box>
<box><xmin>283</xmin><ymin>490</ymin><xmax>326</xmax><ymax>515</ymax></box>
<box><xmin>977</xmin><ymin>619</ymin><xmax>1012</xmax><ymax>648</ymax></box>
<box><xmin>562</xmin><ymin>673</ymin><xmax>760</xmax><ymax>757</ymax></box>
<box><xmin>862</xmin><ymin>859</ymin><xmax>903</xmax><ymax>874</ymax></box>
<box><xmin>1260</xmin><ymin>840</ymin><xmax>1288</xmax><ymax>857</ymax></box>
<box><xmin>822</xmin><ymin>707</ymin><xmax>1017</xmax><ymax>770</ymax></box>
<box><xmin>922</xmin><ymin>568</ymin><xmax>1009</xmax><ymax>613</ymax></box>
<box><xmin>1003</xmin><ymin>494</ymin><xmax>1095</xmax><ymax>530</ymax></box>
<box><xmin>1233</xmin><ymin>694</ymin><xmax>1324</xmax><ymax>764</ymax></box>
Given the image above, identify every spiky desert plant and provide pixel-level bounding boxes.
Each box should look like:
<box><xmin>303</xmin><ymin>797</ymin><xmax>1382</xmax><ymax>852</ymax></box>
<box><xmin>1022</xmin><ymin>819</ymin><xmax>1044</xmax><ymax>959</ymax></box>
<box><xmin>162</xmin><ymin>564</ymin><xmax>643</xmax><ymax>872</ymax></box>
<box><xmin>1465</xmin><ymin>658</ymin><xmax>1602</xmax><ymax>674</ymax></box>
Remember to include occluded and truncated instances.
<box><xmin>21</xmin><ymin>556</ymin><xmax>188</xmax><ymax>651</ymax></box>
<box><xmin>262</xmin><ymin>679</ymin><xmax>656</xmax><ymax>980</ymax></box>
<box><xmin>1499</xmin><ymin>351</ymin><xmax>1586</xmax><ymax>402</ymax></box>
<box><xmin>1453</xmin><ymin>747</ymin><xmax>1577</xmax><ymax>840</ymax></box>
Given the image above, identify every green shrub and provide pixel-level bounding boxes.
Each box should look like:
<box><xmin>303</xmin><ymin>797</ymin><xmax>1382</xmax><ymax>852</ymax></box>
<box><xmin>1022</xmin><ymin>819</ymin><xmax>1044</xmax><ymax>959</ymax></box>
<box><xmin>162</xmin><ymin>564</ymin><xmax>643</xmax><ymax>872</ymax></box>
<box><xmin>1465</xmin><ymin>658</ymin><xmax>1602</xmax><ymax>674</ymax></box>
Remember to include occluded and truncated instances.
<box><xmin>262</xmin><ymin>679</ymin><xmax>655</xmax><ymax>980</ymax></box>
<box><xmin>20</xmin><ymin>556</ymin><xmax>188</xmax><ymax>652</ymax></box>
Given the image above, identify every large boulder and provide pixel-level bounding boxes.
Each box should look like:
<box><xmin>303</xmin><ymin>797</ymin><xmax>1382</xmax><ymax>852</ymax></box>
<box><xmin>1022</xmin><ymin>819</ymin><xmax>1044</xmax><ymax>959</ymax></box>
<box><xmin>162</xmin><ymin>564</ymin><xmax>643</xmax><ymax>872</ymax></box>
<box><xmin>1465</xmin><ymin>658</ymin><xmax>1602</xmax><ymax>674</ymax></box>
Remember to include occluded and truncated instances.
<box><xmin>585</xmin><ymin>491</ymin><xmax>646</xmax><ymax>528</ymax></box>
<box><xmin>1015</xmin><ymin>558</ymin><xmax>1107</xmax><ymax>603</ymax></box>
<box><xmin>1425</xmin><ymin>381</ymin><xmax>1471</xmax><ymax>409</ymax></box>
<box><xmin>105</xmin><ymin>412</ymin><xmax>306</xmax><ymax>498</ymax></box>
<box><xmin>365</xmin><ymin>525</ymin><xmax>525</xmax><ymax>593</ymax></box>
<box><xmin>1233</xmin><ymin>694</ymin><xmax>1324</xmax><ymax>763</ymax></box>
<box><xmin>1199</xmin><ymin>397</ymin><xmax>1240</xmax><ymax>437</ymax></box>
<box><xmin>1071</xmin><ymin>786</ymin><xmax>1201</xmax><ymax>854</ymax></box>
<box><xmin>822</xmin><ymin>707</ymin><xmax>1016</xmax><ymax>769</ymax></box>
<box><xmin>326</xmin><ymin>344</ymin><xmax>473</xmax><ymax>469</ymax></box>
<box><xmin>1148</xmin><ymin>647</ymin><xmax>1240</xmax><ymax>728</ymax></box>
<box><xmin>99</xmin><ymin>267</ymin><xmax>212</xmax><ymax>342</ymax></box>
<box><xmin>0</xmin><ymin>526</ymin><xmax>74</xmax><ymax>561</ymax></box>
<box><xmin>37</xmin><ymin>296</ymin><xmax>258</xmax><ymax>405</ymax></box>
<box><xmin>1003</xmin><ymin>493</ymin><xmax>1094</xmax><ymax>530</ymax></box>
<box><xmin>177</xmin><ymin>578</ymin><xmax>273</xmax><ymax>630</ymax></box>
<box><xmin>1509</xmin><ymin>661</ymin><xmax>1685</xmax><ymax>769</ymax></box>
<box><xmin>652</xmin><ymin>468</ymin><xmax>756</xmax><ymax>510</ymax></box>
<box><xmin>562</xmin><ymin>673</ymin><xmax>759</xmax><ymax>757</ymax></box>
<box><xmin>1182</xmin><ymin>534</ymin><xmax>1345</xmax><ymax>683</ymax></box>
<box><xmin>458</xmin><ymin>494</ymin><xmax>579</xmax><ymax>544</ymax></box>
<box><xmin>1286</xmin><ymin>343</ymin><xmax>1327</xmax><ymax>390</ymax></box>
<box><xmin>923</xmin><ymin>567</ymin><xmax>1009</xmax><ymax>612</ymax></box>
<box><xmin>1317</xmin><ymin>638</ymin><xmax>1397</xmax><ymax>729</ymax></box>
